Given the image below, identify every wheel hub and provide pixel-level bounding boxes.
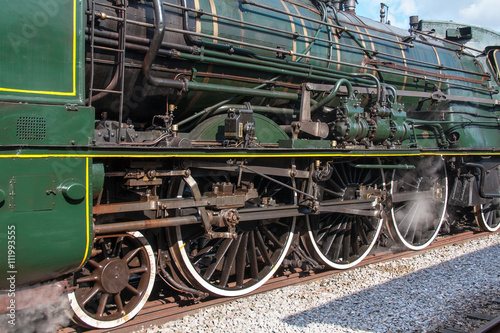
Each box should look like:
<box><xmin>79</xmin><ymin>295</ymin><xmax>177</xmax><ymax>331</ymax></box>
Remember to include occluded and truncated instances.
<box><xmin>100</xmin><ymin>259</ymin><xmax>130</xmax><ymax>294</ymax></box>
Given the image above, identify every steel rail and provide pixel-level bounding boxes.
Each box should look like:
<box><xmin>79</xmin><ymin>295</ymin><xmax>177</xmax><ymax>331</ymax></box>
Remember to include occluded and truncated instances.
<box><xmin>68</xmin><ymin>230</ymin><xmax>495</xmax><ymax>333</ymax></box>
<box><xmin>473</xmin><ymin>314</ymin><xmax>500</xmax><ymax>333</ymax></box>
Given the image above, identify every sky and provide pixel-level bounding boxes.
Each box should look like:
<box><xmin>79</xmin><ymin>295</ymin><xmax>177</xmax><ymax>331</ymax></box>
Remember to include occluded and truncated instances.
<box><xmin>355</xmin><ymin>0</ymin><xmax>500</xmax><ymax>33</ymax></box>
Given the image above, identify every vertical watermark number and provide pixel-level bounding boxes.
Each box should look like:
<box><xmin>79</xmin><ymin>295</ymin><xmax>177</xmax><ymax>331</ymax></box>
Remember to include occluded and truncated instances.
<box><xmin>7</xmin><ymin>225</ymin><xmax>16</xmax><ymax>326</ymax></box>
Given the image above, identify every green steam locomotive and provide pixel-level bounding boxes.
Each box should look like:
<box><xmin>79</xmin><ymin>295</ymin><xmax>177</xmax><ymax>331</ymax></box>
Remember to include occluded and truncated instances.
<box><xmin>0</xmin><ymin>0</ymin><xmax>499</xmax><ymax>329</ymax></box>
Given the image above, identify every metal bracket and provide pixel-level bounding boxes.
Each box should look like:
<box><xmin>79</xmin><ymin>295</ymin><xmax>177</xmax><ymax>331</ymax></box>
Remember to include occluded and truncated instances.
<box><xmin>465</xmin><ymin>163</ymin><xmax>500</xmax><ymax>198</ymax></box>
<box><xmin>65</xmin><ymin>104</ymin><xmax>79</xmax><ymax>112</ymax></box>
<box><xmin>292</xmin><ymin>84</ymin><xmax>330</xmax><ymax>139</ymax></box>
<box><xmin>183</xmin><ymin>174</ymin><xmax>237</xmax><ymax>239</ymax></box>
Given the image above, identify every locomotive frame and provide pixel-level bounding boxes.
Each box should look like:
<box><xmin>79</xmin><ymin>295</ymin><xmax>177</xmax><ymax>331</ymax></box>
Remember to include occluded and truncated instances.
<box><xmin>0</xmin><ymin>0</ymin><xmax>499</xmax><ymax>329</ymax></box>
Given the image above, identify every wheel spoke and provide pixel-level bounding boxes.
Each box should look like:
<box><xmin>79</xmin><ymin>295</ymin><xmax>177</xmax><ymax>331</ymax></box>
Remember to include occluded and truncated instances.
<box><xmin>323</xmin><ymin>188</ymin><xmax>344</xmax><ymax>198</ymax></box>
<box><xmin>129</xmin><ymin>265</ymin><xmax>148</xmax><ymax>274</ymax></box>
<box><xmin>125</xmin><ymin>284</ymin><xmax>140</xmax><ymax>296</ymax></box>
<box><xmin>99</xmin><ymin>239</ymin><xmax>109</xmax><ymax>260</ymax></box>
<box><xmin>68</xmin><ymin>232</ymin><xmax>156</xmax><ymax>329</ymax></box>
<box><xmin>400</xmin><ymin>202</ymin><xmax>419</xmax><ymax>238</ymax></box>
<box><xmin>259</xmin><ymin>225</ymin><xmax>284</xmax><ymax>249</ymax></box>
<box><xmin>316</xmin><ymin>214</ymin><xmax>342</xmax><ymax>243</ymax></box>
<box><xmin>245</xmin><ymin>231</ymin><xmax>259</xmax><ymax>280</ymax></box>
<box><xmin>305</xmin><ymin>160</ymin><xmax>384</xmax><ymax>269</ymax></box>
<box><xmin>76</xmin><ymin>274</ymin><xmax>99</xmax><ymax>284</ymax></box>
<box><xmin>331</xmin><ymin>222</ymin><xmax>347</xmax><ymax>262</ymax></box>
<box><xmin>389</xmin><ymin>157</ymin><xmax>448</xmax><ymax>250</ymax></box>
<box><xmin>192</xmin><ymin>239</ymin><xmax>223</xmax><ymax>265</ymax></box>
<box><xmin>219</xmin><ymin>236</ymin><xmax>242</xmax><ymax>287</ymax></box>
<box><xmin>203</xmin><ymin>238</ymin><xmax>233</xmax><ymax>280</ymax></box>
<box><xmin>236</xmin><ymin>232</ymin><xmax>249</xmax><ymax>287</ymax></box>
<box><xmin>326</xmin><ymin>178</ymin><xmax>345</xmax><ymax>194</ymax></box>
<box><xmin>359</xmin><ymin>222</ymin><xmax>369</xmax><ymax>245</ymax></box>
<box><xmin>80</xmin><ymin>285</ymin><xmax>101</xmax><ymax>306</ymax></box>
<box><xmin>476</xmin><ymin>197</ymin><xmax>500</xmax><ymax>232</ymax></box>
<box><xmin>96</xmin><ymin>292</ymin><xmax>110</xmax><ymax>318</ymax></box>
<box><xmin>255</xmin><ymin>229</ymin><xmax>273</xmax><ymax>266</ymax></box>
<box><xmin>351</xmin><ymin>218</ymin><xmax>360</xmax><ymax>256</ymax></box>
<box><xmin>115</xmin><ymin>294</ymin><xmax>124</xmax><ymax>314</ymax></box>
<box><xmin>88</xmin><ymin>259</ymin><xmax>102</xmax><ymax>269</ymax></box>
<box><xmin>123</xmin><ymin>247</ymin><xmax>141</xmax><ymax>264</ymax></box>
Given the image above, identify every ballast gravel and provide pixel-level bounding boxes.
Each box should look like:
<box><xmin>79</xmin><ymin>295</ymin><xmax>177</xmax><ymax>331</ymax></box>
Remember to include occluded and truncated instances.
<box><xmin>143</xmin><ymin>233</ymin><xmax>500</xmax><ymax>333</ymax></box>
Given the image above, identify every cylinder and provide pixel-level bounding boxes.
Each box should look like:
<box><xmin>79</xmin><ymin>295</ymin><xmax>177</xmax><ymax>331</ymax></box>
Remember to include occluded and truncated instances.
<box><xmin>410</xmin><ymin>15</ymin><xmax>419</xmax><ymax>30</ymax></box>
<box><xmin>344</xmin><ymin>0</ymin><xmax>356</xmax><ymax>12</ymax></box>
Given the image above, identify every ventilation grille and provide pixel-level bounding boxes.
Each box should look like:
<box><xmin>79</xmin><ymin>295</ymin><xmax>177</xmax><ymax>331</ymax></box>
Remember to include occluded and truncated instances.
<box><xmin>17</xmin><ymin>117</ymin><xmax>46</xmax><ymax>141</ymax></box>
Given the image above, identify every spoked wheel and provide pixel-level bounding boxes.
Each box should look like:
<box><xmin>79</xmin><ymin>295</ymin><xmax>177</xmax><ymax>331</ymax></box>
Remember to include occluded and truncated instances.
<box><xmin>304</xmin><ymin>161</ymin><xmax>384</xmax><ymax>269</ymax></box>
<box><xmin>475</xmin><ymin>199</ymin><xmax>500</xmax><ymax>232</ymax></box>
<box><xmin>388</xmin><ymin>156</ymin><xmax>448</xmax><ymax>250</ymax></box>
<box><xmin>168</xmin><ymin>172</ymin><xmax>296</xmax><ymax>297</ymax></box>
<box><xmin>67</xmin><ymin>231</ymin><xmax>156</xmax><ymax>329</ymax></box>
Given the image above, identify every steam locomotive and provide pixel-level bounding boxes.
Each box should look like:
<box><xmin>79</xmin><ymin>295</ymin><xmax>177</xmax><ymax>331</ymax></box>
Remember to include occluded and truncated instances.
<box><xmin>0</xmin><ymin>0</ymin><xmax>499</xmax><ymax>329</ymax></box>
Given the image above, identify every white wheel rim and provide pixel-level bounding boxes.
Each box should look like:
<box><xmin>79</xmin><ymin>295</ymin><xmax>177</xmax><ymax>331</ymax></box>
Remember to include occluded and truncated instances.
<box><xmin>67</xmin><ymin>231</ymin><xmax>156</xmax><ymax>329</ymax></box>
<box><xmin>390</xmin><ymin>157</ymin><xmax>448</xmax><ymax>250</ymax></box>
<box><xmin>306</xmin><ymin>216</ymin><xmax>383</xmax><ymax>269</ymax></box>
<box><xmin>175</xmin><ymin>223</ymin><xmax>295</xmax><ymax>297</ymax></box>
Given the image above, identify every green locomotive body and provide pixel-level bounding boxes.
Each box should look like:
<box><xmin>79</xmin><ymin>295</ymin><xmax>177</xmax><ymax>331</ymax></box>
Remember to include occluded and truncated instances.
<box><xmin>0</xmin><ymin>0</ymin><xmax>498</xmax><ymax>329</ymax></box>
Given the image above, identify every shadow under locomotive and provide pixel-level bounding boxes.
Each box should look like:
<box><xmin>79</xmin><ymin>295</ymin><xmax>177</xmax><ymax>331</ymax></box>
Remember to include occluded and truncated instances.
<box><xmin>282</xmin><ymin>242</ymin><xmax>500</xmax><ymax>332</ymax></box>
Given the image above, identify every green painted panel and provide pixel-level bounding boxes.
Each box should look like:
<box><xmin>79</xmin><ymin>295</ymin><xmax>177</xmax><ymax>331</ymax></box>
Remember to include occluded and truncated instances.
<box><xmin>0</xmin><ymin>102</ymin><xmax>94</xmax><ymax>146</ymax></box>
<box><xmin>0</xmin><ymin>0</ymin><xmax>84</xmax><ymax>104</ymax></box>
<box><xmin>11</xmin><ymin>175</ymin><xmax>56</xmax><ymax>212</ymax></box>
<box><xmin>0</xmin><ymin>157</ymin><xmax>92</xmax><ymax>288</ymax></box>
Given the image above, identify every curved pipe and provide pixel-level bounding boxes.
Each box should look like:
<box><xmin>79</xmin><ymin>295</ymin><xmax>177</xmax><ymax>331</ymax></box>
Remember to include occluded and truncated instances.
<box><xmin>350</xmin><ymin>73</ymin><xmax>381</xmax><ymax>103</ymax></box>
<box><xmin>142</xmin><ymin>0</ymin><xmax>188</xmax><ymax>90</ymax></box>
<box><xmin>384</xmin><ymin>84</ymin><xmax>398</xmax><ymax>103</ymax></box>
<box><xmin>310</xmin><ymin>79</ymin><xmax>353</xmax><ymax>112</ymax></box>
<box><xmin>144</xmin><ymin>0</ymin><xmax>299</xmax><ymax>100</ymax></box>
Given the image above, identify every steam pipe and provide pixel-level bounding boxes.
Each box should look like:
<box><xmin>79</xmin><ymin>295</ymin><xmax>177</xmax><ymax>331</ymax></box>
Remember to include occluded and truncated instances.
<box><xmin>171</xmin><ymin>4</ymin><xmax>492</xmax><ymax>93</ymax></box>
<box><xmin>143</xmin><ymin>0</ymin><xmax>300</xmax><ymax>101</ymax></box>
<box><xmin>310</xmin><ymin>79</ymin><xmax>353</xmax><ymax>112</ymax></box>
<box><xmin>141</xmin><ymin>0</ymin><xmax>188</xmax><ymax>90</ymax></box>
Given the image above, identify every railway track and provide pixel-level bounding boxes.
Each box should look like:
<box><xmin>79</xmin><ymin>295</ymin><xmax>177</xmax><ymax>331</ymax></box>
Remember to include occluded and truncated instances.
<box><xmin>58</xmin><ymin>230</ymin><xmax>494</xmax><ymax>333</ymax></box>
<box><xmin>442</xmin><ymin>298</ymin><xmax>500</xmax><ymax>333</ymax></box>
